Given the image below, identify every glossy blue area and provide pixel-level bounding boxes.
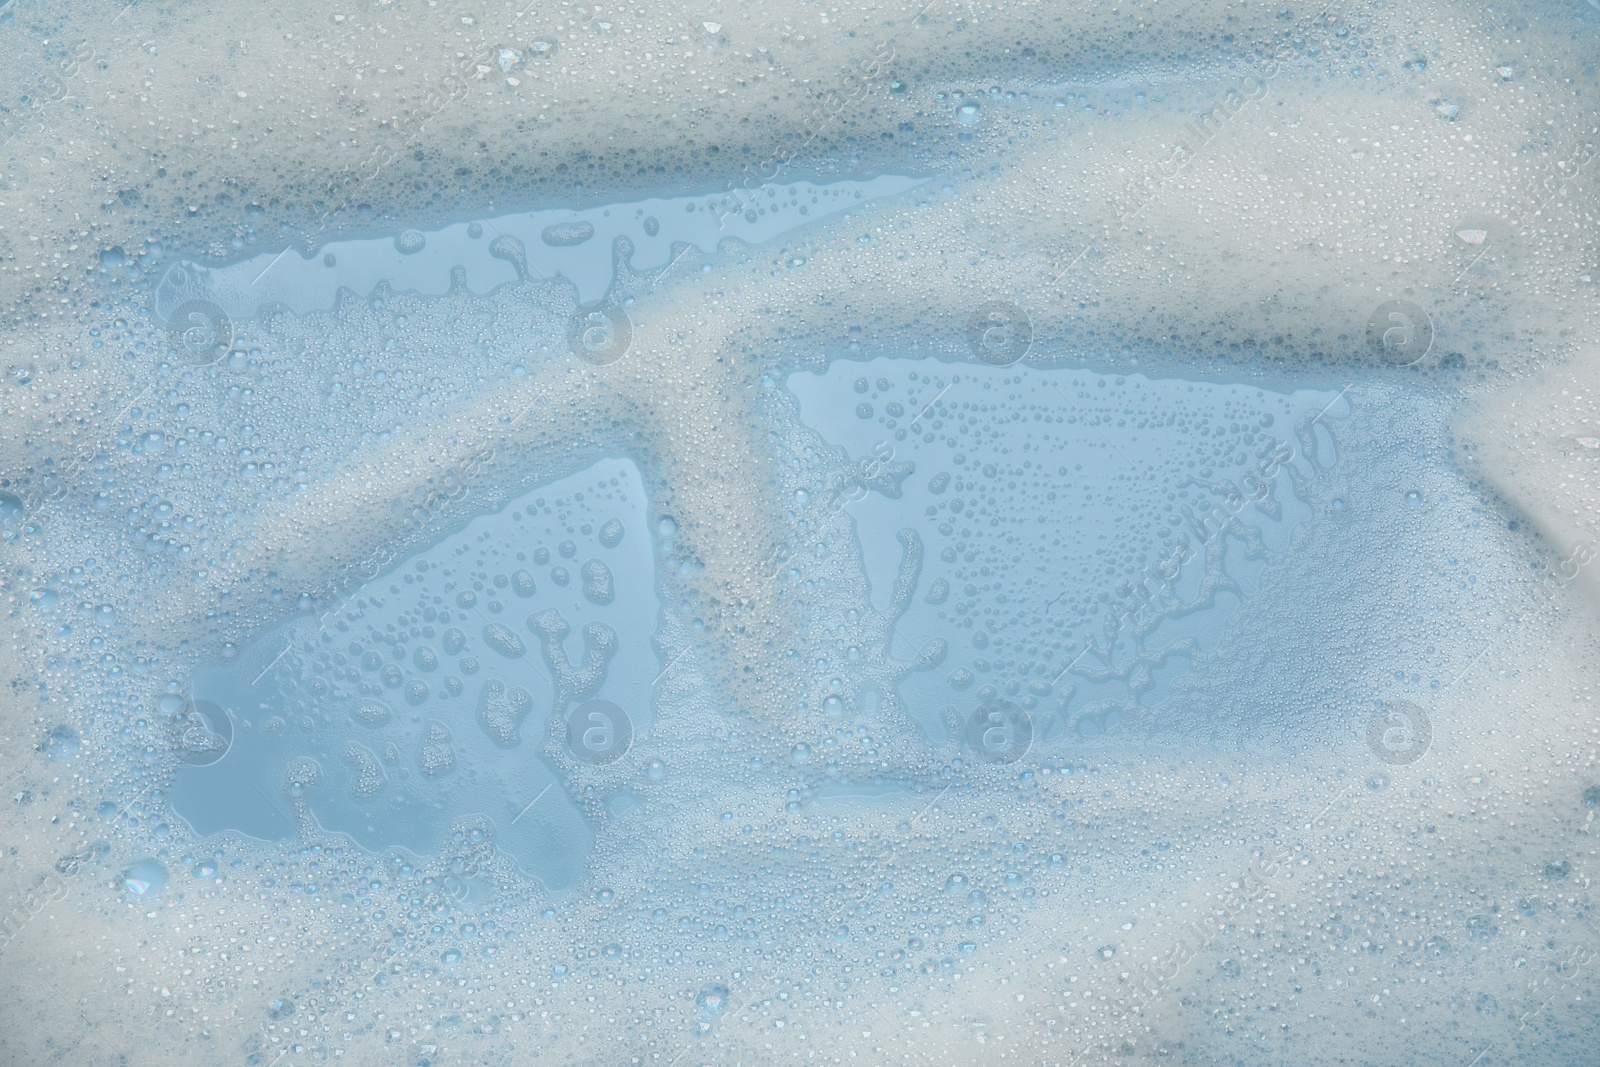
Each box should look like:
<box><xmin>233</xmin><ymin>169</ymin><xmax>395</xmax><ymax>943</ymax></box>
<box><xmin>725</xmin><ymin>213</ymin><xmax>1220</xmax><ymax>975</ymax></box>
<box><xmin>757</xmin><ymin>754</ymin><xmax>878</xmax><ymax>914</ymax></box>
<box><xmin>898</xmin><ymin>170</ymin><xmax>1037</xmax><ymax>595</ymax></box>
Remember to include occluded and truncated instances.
<box><xmin>169</xmin><ymin>458</ymin><xmax>658</xmax><ymax>890</ymax></box>
<box><xmin>789</xmin><ymin>359</ymin><xmax>1344</xmax><ymax>741</ymax></box>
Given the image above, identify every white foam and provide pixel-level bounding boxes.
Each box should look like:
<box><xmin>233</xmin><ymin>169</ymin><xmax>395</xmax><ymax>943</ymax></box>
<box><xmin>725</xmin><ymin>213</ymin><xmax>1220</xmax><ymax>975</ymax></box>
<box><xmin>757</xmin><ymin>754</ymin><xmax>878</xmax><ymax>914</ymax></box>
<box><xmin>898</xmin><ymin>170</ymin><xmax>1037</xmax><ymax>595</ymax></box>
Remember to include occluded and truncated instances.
<box><xmin>1</xmin><ymin>1</ymin><xmax>1599</xmax><ymax>1064</ymax></box>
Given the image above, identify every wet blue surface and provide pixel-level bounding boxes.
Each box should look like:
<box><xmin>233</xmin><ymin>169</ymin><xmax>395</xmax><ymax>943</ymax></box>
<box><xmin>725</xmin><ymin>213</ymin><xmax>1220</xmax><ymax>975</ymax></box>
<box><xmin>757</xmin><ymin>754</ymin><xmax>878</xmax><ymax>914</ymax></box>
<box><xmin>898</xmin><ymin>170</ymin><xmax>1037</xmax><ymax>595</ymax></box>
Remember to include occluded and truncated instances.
<box><xmin>151</xmin><ymin>175</ymin><xmax>925</xmax><ymax>321</ymax></box>
<box><xmin>169</xmin><ymin>458</ymin><xmax>659</xmax><ymax>889</ymax></box>
<box><xmin>788</xmin><ymin>359</ymin><xmax>1346</xmax><ymax>742</ymax></box>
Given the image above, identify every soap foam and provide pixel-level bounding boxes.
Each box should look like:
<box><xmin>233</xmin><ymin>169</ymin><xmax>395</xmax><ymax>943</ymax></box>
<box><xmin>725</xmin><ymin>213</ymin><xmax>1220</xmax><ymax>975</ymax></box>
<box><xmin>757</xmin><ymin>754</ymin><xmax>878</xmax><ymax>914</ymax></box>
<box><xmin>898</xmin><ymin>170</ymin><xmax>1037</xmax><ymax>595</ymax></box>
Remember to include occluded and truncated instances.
<box><xmin>2</xmin><ymin>1</ymin><xmax>1599</xmax><ymax>1065</ymax></box>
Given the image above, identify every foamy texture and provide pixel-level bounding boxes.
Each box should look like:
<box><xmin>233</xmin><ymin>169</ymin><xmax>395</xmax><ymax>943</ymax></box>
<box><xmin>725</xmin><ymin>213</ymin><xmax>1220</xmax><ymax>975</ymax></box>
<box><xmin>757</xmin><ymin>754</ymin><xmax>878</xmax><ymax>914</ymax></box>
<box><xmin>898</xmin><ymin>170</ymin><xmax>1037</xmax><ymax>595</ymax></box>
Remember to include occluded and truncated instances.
<box><xmin>2</xmin><ymin>0</ymin><xmax>1599</xmax><ymax>1064</ymax></box>
<box><xmin>1461</xmin><ymin>344</ymin><xmax>1600</xmax><ymax>603</ymax></box>
<box><xmin>0</xmin><ymin>0</ymin><xmax>1308</xmax><ymax>310</ymax></box>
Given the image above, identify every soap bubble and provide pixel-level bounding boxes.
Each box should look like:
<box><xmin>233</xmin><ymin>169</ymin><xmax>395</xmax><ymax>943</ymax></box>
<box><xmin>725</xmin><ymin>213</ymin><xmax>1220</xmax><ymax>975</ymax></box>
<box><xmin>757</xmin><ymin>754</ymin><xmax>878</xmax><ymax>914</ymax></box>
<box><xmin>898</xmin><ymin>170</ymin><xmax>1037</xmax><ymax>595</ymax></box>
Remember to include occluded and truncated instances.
<box><xmin>40</xmin><ymin>725</ymin><xmax>80</xmax><ymax>762</ymax></box>
<box><xmin>695</xmin><ymin>983</ymin><xmax>730</xmax><ymax>1016</ymax></box>
<box><xmin>119</xmin><ymin>859</ymin><xmax>169</xmax><ymax>899</ymax></box>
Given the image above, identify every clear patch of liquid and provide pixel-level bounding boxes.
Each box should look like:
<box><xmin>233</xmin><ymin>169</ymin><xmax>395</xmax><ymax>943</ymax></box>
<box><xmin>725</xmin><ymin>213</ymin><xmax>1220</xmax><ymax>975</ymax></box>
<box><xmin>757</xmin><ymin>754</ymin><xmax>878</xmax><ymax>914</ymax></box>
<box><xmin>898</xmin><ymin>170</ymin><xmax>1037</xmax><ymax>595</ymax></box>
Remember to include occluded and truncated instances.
<box><xmin>169</xmin><ymin>459</ymin><xmax>656</xmax><ymax>889</ymax></box>
<box><xmin>148</xmin><ymin>175</ymin><xmax>922</xmax><ymax>320</ymax></box>
<box><xmin>788</xmin><ymin>360</ymin><xmax>1342</xmax><ymax>742</ymax></box>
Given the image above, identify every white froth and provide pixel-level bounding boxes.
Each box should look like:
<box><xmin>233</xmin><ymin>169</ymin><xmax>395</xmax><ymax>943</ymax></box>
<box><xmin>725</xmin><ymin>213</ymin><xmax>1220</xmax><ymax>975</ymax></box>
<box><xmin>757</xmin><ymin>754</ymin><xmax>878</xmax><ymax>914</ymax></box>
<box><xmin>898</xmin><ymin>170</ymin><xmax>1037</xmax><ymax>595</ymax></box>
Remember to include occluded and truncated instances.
<box><xmin>1</xmin><ymin>1</ymin><xmax>1599</xmax><ymax>1065</ymax></box>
